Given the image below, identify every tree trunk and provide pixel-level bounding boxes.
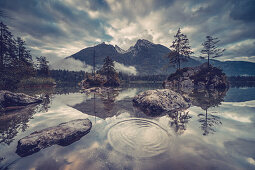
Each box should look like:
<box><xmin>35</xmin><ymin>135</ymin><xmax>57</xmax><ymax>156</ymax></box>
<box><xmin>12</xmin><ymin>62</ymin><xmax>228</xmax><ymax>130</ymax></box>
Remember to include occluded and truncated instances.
<box><xmin>0</xmin><ymin>25</ymin><xmax>3</xmax><ymax>69</ymax></box>
<box><xmin>207</xmin><ymin>53</ymin><xmax>210</xmax><ymax>68</ymax></box>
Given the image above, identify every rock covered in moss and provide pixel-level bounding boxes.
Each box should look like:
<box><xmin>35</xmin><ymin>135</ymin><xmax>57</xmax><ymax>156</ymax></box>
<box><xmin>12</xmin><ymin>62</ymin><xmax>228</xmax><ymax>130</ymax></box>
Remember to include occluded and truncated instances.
<box><xmin>133</xmin><ymin>89</ymin><xmax>190</xmax><ymax>116</ymax></box>
<box><xmin>163</xmin><ymin>63</ymin><xmax>229</xmax><ymax>89</ymax></box>
<box><xmin>16</xmin><ymin>119</ymin><xmax>92</xmax><ymax>157</ymax></box>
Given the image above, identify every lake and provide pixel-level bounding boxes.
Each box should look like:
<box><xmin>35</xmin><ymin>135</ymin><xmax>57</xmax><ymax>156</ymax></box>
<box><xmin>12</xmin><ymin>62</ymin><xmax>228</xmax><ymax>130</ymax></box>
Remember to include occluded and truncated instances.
<box><xmin>0</xmin><ymin>85</ymin><xmax>255</xmax><ymax>170</ymax></box>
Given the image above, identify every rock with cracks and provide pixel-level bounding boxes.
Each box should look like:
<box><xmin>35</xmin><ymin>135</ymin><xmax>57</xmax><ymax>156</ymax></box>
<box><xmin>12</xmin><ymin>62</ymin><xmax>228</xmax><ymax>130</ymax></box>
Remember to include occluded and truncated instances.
<box><xmin>0</xmin><ymin>90</ymin><xmax>42</xmax><ymax>111</ymax></box>
<box><xmin>133</xmin><ymin>89</ymin><xmax>190</xmax><ymax>116</ymax></box>
<box><xmin>16</xmin><ymin>119</ymin><xmax>92</xmax><ymax>157</ymax></box>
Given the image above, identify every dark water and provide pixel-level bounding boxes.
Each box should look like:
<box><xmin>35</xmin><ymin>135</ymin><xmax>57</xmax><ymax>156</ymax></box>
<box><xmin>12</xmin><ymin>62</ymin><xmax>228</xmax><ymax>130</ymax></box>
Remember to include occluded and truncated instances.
<box><xmin>0</xmin><ymin>85</ymin><xmax>255</xmax><ymax>170</ymax></box>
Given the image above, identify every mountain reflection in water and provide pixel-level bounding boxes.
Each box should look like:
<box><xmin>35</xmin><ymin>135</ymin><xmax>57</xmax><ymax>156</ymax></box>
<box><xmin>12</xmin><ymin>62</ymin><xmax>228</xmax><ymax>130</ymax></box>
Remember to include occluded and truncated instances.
<box><xmin>0</xmin><ymin>86</ymin><xmax>255</xmax><ymax>170</ymax></box>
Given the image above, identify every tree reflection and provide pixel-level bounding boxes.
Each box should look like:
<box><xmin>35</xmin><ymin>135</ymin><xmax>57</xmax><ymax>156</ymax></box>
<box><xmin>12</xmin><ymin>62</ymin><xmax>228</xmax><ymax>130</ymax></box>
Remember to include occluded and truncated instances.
<box><xmin>198</xmin><ymin>109</ymin><xmax>222</xmax><ymax>136</ymax></box>
<box><xmin>167</xmin><ymin>86</ymin><xmax>228</xmax><ymax>136</ymax></box>
<box><xmin>72</xmin><ymin>88</ymin><xmax>120</xmax><ymax>119</ymax></box>
<box><xmin>0</xmin><ymin>104</ymin><xmax>37</xmax><ymax>145</ymax></box>
<box><xmin>0</xmin><ymin>94</ymin><xmax>52</xmax><ymax>145</ymax></box>
<box><xmin>190</xmin><ymin>89</ymin><xmax>227</xmax><ymax>136</ymax></box>
<box><xmin>99</xmin><ymin>89</ymin><xmax>119</xmax><ymax>114</ymax></box>
<box><xmin>37</xmin><ymin>94</ymin><xmax>51</xmax><ymax>112</ymax></box>
<box><xmin>169</xmin><ymin>110</ymin><xmax>192</xmax><ymax>135</ymax></box>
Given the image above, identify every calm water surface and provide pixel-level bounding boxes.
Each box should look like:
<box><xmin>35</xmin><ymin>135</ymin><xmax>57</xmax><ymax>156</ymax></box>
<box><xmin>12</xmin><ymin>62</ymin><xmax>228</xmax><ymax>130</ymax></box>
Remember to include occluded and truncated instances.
<box><xmin>0</xmin><ymin>85</ymin><xmax>255</xmax><ymax>170</ymax></box>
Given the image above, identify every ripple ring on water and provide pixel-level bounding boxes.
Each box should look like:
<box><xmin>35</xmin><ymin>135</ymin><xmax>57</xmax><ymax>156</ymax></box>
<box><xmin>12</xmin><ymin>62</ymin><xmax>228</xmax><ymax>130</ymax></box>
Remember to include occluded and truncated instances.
<box><xmin>107</xmin><ymin>118</ymin><xmax>171</xmax><ymax>158</ymax></box>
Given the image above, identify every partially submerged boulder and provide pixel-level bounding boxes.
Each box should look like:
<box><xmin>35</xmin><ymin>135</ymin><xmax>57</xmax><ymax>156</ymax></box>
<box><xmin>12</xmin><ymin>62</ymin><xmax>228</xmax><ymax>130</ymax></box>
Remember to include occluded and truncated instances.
<box><xmin>133</xmin><ymin>89</ymin><xmax>190</xmax><ymax>116</ymax></box>
<box><xmin>163</xmin><ymin>63</ymin><xmax>229</xmax><ymax>90</ymax></box>
<box><xmin>0</xmin><ymin>90</ymin><xmax>42</xmax><ymax>111</ymax></box>
<box><xmin>16</xmin><ymin>119</ymin><xmax>92</xmax><ymax>157</ymax></box>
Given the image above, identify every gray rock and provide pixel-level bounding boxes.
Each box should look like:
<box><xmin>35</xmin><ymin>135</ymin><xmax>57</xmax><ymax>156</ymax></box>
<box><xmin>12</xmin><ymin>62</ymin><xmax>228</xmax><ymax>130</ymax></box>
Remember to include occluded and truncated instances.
<box><xmin>16</xmin><ymin>119</ymin><xmax>92</xmax><ymax>157</ymax></box>
<box><xmin>133</xmin><ymin>89</ymin><xmax>190</xmax><ymax>116</ymax></box>
<box><xmin>163</xmin><ymin>63</ymin><xmax>229</xmax><ymax>90</ymax></box>
<box><xmin>0</xmin><ymin>90</ymin><xmax>42</xmax><ymax>110</ymax></box>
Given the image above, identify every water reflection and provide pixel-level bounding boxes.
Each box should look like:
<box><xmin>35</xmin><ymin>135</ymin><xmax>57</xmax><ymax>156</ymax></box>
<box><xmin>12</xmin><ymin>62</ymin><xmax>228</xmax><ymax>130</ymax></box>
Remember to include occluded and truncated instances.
<box><xmin>168</xmin><ymin>110</ymin><xmax>192</xmax><ymax>136</ymax></box>
<box><xmin>198</xmin><ymin>109</ymin><xmax>222</xmax><ymax>136</ymax></box>
<box><xmin>189</xmin><ymin>89</ymin><xmax>226</xmax><ymax>135</ymax></box>
<box><xmin>191</xmin><ymin>89</ymin><xmax>226</xmax><ymax>136</ymax></box>
<box><xmin>0</xmin><ymin>86</ymin><xmax>255</xmax><ymax>170</ymax></box>
<box><xmin>72</xmin><ymin>88</ymin><xmax>120</xmax><ymax>119</ymax></box>
<box><xmin>0</xmin><ymin>94</ymin><xmax>52</xmax><ymax>145</ymax></box>
<box><xmin>0</xmin><ymin>104</ymin><xmax>37</xmax><ymax>145</ymax></box>
<box><xmin>166</xmin><ymin>87</ymin><xmax>228</xmax><ymax>136</ymax></box>
<box><xmin>107</xmin><ymin>118</ymin><xmax>171</xmax><ymax>158</ymax></box>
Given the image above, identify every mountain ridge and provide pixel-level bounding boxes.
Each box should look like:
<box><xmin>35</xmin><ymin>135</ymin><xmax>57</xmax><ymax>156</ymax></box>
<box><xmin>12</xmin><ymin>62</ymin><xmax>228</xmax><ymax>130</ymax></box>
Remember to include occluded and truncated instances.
<box><xmin>65</xmin><ymin>39</ymin><xmax>255</xmax><ymax>76</ymax></box>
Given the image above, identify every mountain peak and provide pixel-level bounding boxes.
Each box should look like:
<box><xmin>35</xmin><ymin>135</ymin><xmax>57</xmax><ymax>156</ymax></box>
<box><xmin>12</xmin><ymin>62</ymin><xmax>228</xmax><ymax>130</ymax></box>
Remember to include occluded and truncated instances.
<box><xmin>135</xmin><ymin>39</ymin><xmax>154</xmax><ymax>48</ymax></box>
<box><xmin>115</xmin><ymin>45</ymin><xmax>126</xmax><ymax>54</ymax></box>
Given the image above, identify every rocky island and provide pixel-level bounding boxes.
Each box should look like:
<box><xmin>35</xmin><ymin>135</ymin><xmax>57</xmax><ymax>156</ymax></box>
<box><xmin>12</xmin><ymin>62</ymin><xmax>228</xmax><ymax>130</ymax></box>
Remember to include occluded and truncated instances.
<box><xmin>163</xmin><ymin>63</ymin><xmax>229</xmax><ymax>90</ymax></box>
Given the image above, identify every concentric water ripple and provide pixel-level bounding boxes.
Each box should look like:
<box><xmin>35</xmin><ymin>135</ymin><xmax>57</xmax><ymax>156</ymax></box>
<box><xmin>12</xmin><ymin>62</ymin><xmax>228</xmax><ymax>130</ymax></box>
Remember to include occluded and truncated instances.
<box><xmin>107</xmin><ymin>118</ymin><xmax>171</xmax><ymax>158</ymax></box>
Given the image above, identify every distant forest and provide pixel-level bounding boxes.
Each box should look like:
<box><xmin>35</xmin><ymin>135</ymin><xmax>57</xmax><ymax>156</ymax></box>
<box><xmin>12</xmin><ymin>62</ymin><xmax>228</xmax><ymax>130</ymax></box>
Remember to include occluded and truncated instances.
<box><xmin>228</xmin><ymin>76</ymin><xmax>255</xmax><ymax>87</ymax></box>
<box><xmin>50</xmin><ymin>70</ymin><xmax>85</xmax><ymax>86</ymax></box>
<box><xmin>50</xmin><ymin>70</ymin><xmax>255</xmax><ymax>87</ymax></box>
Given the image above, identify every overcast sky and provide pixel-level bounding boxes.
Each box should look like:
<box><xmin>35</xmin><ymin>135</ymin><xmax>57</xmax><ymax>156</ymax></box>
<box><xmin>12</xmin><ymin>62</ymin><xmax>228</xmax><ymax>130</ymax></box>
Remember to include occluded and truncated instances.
<box><xmin>0</xmin><ymin>0</ymin><xmax>255</xmax><ymax>63</ymax></box>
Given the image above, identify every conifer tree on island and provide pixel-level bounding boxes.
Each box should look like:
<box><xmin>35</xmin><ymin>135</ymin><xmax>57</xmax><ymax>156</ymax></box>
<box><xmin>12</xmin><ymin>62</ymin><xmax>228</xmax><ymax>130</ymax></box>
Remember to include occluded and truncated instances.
<box><xmin>167</xmin><ymin>28</ymin><xmax>193</xmax><ymax>70</ymax></box>
<box><xmin>201</xmin><ymin>36</ymin><xmax>225</xmax><ymax>67</ymax></box>
<box><xmin>99</xmin><ymin>56</ymin><xmax>120</xmax><ymax>86</ymax></box>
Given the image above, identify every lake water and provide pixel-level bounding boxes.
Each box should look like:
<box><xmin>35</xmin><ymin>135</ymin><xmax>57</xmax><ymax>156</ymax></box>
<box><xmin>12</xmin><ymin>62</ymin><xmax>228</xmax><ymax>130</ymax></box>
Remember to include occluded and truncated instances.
<box><xmin>0</xmin><ymin>85</ymin><xmax>255</xmax><ymax>170</ymax></box>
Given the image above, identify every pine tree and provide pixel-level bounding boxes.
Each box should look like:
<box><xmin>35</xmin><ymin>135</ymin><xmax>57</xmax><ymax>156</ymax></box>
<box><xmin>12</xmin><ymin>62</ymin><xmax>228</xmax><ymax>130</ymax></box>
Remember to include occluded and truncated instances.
<box><xmin>37</xmin><ymin>56</ymin><xmax>49</xmax><ymax>77</ymax></box>
<box><xmin>14</xmin><ymin>37</ymin><xmax>35</xmax><ymax>78</ymax></box>
<box><xmin>167</xmin><ymin>28</ymin><xmax>193</xmax><ymax>70</ymax></box>
<box><xmin>201</xmin><ymin>36</ymin><xmax>225</xmax><ymax>67</ymax></box>
<box><xmin>0</xmin><ymin>22</ymin><xmax>14</xmax><ymax>69</ymax></box>
<box><xmin>100</xmin><ymin>56</ymin><xmax>116</xmax><ymax>79</ymax></box>
<box><xmin>99</xmin><ymin>56</ymin><xmax>120</xmax><ymax>86</ymax></box>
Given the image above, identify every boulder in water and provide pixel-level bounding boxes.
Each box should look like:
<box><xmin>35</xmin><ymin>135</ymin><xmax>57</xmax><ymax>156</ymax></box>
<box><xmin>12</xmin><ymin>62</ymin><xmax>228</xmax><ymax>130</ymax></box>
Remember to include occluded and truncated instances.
<box><xmin>16</xmin><ymin>119</ymin><xmax>92</xmax><ymax>157</ymax></box>
<box><xmin>0</xmin><ymin>90</ymin><xmax>42</xmax><ymax>111</ymax></box>
<box><xmin>133</xmin><ymin>89</ymin><xmax>190</xmax><ymax>116</ymax></box>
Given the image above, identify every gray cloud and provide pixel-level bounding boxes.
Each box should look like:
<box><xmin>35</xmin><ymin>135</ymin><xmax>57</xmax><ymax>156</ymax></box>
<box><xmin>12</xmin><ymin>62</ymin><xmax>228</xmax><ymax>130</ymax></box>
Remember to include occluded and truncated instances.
<box><xmin>0</xmin><ymin>0</ymin><xmax>254</xmax><ymax>63</ymax></box>
<box><xmin>230</xmin><ymin>0</ymin><xmax>255</xmax><ymax>22</ymax></box>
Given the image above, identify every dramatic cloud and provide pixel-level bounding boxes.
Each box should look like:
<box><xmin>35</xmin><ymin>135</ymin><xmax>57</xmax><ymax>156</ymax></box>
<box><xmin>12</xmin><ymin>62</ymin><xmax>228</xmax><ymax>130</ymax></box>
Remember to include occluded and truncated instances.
<box><xmin>0</xmin><ymin>0</ymin><xmax>255</xmax><ymax>63</ymax></box>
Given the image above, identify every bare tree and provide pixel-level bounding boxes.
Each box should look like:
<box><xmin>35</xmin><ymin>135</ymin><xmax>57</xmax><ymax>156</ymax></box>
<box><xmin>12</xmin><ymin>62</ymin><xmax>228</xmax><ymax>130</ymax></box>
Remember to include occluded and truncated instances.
<box><xmin>201</xmin><ymin>36</ymin><xmax>225</xmax><ymax>67</ymax></box>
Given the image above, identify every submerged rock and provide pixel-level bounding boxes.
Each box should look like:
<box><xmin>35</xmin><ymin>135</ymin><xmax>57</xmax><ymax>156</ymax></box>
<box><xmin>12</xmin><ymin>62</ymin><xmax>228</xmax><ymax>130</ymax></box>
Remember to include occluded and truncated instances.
<box><xmin>16</xmin><ymin>119</ymin><xmax>92</xmax><ymax>157</ymax></box>
<box><xmin>163</xmin><ymin>63</ymin><xmax>229</xmax><ymax>90</ymax></box>
<box><xmin>133</xmin><ymin>89</ymin><xmax>190</xmax><ymax>116</ymax></box>
<box><xmin>0</xmin><ymin>90</ymin><xmax>42</xmax><ymax>111</ymax></box>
